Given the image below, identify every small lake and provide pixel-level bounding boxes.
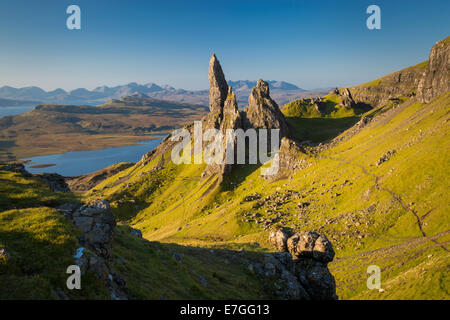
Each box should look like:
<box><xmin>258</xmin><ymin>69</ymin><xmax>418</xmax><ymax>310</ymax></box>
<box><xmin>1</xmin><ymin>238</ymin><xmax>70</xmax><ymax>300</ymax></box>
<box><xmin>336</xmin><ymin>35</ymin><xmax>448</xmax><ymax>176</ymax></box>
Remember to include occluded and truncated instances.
<box><xmin>22</xmin><ymin>138</ymin><xmax>165</xmax><ymax>176</ymax></box>
<box><xmin>0</xmin><ymin>105</ymin><xmax>35</xmax><ymax>117</ymax></box>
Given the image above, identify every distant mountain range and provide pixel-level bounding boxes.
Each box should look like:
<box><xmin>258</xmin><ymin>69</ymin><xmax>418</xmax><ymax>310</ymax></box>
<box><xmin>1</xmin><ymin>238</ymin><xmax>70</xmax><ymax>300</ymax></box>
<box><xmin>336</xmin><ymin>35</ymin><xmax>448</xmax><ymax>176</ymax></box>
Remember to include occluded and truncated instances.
<box><xmin>0</xmin><ymin>81</ymin><xmax>329</xmax><ymax>107</ymax></box>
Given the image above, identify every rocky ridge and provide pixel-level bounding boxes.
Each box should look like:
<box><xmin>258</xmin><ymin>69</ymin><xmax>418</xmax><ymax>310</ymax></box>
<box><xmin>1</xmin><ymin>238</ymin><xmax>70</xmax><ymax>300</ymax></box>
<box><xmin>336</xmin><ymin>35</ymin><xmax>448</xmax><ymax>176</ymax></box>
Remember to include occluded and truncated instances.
<box><xmin>339</xmin><ymin>36</ymin><xmax>449</xmax><ymax>110</ymax></box>
<box><xmin>57</xmin><ymin>199</ymin><xmax>128</xmax><ymax>299</ymax></box>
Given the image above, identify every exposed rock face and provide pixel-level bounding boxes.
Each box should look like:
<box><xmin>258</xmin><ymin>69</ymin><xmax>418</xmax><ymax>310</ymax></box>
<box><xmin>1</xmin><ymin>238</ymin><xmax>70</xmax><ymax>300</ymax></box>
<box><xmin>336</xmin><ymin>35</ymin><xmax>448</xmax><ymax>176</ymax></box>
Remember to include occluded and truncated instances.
<box><xmin>202</xmin><ymin>57</ymin><xmax>292</xmax><ymax>178</ymax></box>
<box><xmin>58</xmin><ymin>199</ymin><xmax>128</xmax><ymax>300</ymax></box>
<box><xmin>340</xmin><ymin>88</ymin><xmax>356</xmax><ymax>108</ymax></box>
<box><xmin>219</xmin><ymin>87</ymin><xmax>242</xmax><ymax>175</ymax></box>
<box><xmin>265</xmin><ymin>137</ymin><xmax>309</xmax><ymax>181</ymax></box>
<box><xmin>221</xmin><ymin>87</ymin><xmax>242</xmax><ymax>132</ymax></box>
<box><xmin>268</xmin><ymin>227</ymin><xmax>337</xmax><ymax>300</ymax></box>
<box><xmin>139</xmin><ymin>54</ymin><xmax>296</xmax><ymax>180</ymax></box>
<box><xmin>209</xmin><ymin>54</ymin><xmax>229</xmax><ymax>115</ymax></box>
<box><xmin>71</xmin><ymin>199</ymin><xmax>116</xmax><ymax>259</ymax></box>
<box><xmin>269</xmin><ymin>227</ymin><xmax>294</xmax><ymax>252</ymax></box>
<box><xmin>348</xmin><ymin>64</ymin><xmax>426</xmax><ymax>108</ymax></box>
<box><xmin>244</xmin><ymin>79</ymin><xmax>289</xmax><ymax>138</ymax></box>
<box><xmin>347</xmin><ymin>37</ymin><xmax>449</xmax><ymax>109</ymax></box>
<box><xmin>418</xmin><ymin>37</ymin><xmax>450</xmax><ymax>103</ymax></box>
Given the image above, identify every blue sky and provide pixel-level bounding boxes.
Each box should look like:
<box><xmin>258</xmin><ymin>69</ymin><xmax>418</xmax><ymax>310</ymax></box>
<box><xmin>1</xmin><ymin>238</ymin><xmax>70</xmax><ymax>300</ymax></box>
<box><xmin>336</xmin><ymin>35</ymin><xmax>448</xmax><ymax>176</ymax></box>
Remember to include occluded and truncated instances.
<box><xmin>0</xmin><ymin>0</ymin><xmax>449</xmax><ymax>91</ymax></box>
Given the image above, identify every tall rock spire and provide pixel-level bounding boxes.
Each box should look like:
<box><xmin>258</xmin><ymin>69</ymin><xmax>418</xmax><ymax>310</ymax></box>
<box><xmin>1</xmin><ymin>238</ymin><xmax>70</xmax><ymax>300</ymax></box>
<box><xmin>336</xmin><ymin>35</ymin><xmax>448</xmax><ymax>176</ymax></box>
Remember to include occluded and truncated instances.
<box><xmin>244</xmin><ymin>79</ymin><xmax>289</xmax><ymax>138</ymax></box>
<box><xmin>208</xmin><ymin>54</ymin><xmax>229</xmax><ymax>115</ymax></box>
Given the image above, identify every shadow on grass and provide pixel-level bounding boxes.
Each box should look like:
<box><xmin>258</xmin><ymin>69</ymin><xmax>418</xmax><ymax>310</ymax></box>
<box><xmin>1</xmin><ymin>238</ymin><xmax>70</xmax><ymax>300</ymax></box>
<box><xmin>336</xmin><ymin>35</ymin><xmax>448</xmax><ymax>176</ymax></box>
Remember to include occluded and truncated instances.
<box><xmin>287</xmin><ymin>116</ymin><xmax>361</xmax><ymax>143</ymax></box>
<box><xmin>113</xmin><ymin>224</ymin><xmax>277</xmax><ymax>300</ymax></box>
<box><xmin>0</xmin><ymin>214</ymin><xmax>107</xmax><ymax>299</ymax></box>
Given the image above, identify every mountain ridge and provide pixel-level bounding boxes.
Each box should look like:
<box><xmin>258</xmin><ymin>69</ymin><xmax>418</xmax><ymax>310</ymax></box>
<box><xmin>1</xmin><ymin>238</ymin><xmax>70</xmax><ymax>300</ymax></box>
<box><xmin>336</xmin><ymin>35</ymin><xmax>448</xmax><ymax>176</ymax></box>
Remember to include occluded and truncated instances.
<box><xmin>0</xmin><ymin>80</ymin><xmax>311</xmax><ymax>106</ymax></box>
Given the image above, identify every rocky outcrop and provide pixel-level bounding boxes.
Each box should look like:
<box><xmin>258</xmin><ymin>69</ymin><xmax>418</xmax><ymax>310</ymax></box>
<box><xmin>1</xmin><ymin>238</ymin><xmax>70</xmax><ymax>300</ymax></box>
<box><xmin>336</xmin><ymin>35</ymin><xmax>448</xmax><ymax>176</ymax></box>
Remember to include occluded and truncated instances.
<box><xmin>138</xmin><ymin>54</ymin><xmax>295</xmax><ymax>180</ymax></box>
<box><xmin>347</xmin><ymin>36</ymin><xmax>449</xmax><ymax>109</ymax></box>
<box><xmin>57</xmin><ymin>199</ymin><xmax>128</xmax><ymax>299</ymax></box>
<box><xmin>268</xmin><ymin>227</ymin><xmax>337</xmax><ymax>300</ymax></box>
<box><xmin>201</xmin><ymin>57</ymin><xmax>290</xmax><ymax>178</ymax></box>
<box><xmin>35</xmin><ymin>173</ymin><xmax>70</xmax><ymax>193</ymax></box>
<box><xmin>340</xmin><ymin>88</ymin><xmax>356</xmax><ymax>108</ymax></box>
<box><xmin>264</xmin><ymin>137</ymin><xmax>309</xmax><ymax>181</ymax></box>
<box><xmin>348</xmin><ymin>63</ymin><xmax>426</xmax><ymax>109</ymax></box>
<box><xmin>221</xmin><ymin>87</ymin><xmax>242</xmax><ymax>132</ymax></box>
<box><xmin>418</xmin><ymin>37</ymin><xmax>450</xmax><ymax>103</ymax></box>
<box><xmin>244</xmin><ymin>79</ymin><xmax>289</xmax><ymax>138</ymax></box>
<box><xmin>376</xmin><ymin>150</ymin><xmax>396</xmax><ymax>166</ymax></box>
<box><xmin>71</xmin><ymin>199</ymin><xmax>116</xmax><ymax>259</ymax></box>
<box><xmin>268</xmin><ymin>227</ymin><xmax>294</xmax><ymax>252</ymax></box>
<box><xmin>219</xmin><ymin>87</ymin><xmax>242</xmax><ymax>175</ymax></box>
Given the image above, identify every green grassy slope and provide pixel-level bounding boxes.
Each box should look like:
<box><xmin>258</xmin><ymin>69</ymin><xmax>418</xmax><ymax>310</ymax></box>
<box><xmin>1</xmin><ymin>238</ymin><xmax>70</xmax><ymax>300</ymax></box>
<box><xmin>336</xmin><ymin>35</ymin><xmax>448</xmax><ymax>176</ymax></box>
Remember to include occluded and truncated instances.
<box><xmin>0</xmin><ymin>167</ymin><xmax>107</xmax><ymax>299</ymax></box>
<box><xmin>282</xmin><ymin>93</ymin><xmax>371</xmax><ymax>142</ymax></box>
<box><xmin>112</xmin><ymin>224</ymin><xmax>280</xmax><ymax>299</ymax></box>
<box><xmin>92</xmin><ymin>86</ymin><xmax>449</xmax><ymax>299</ymax></box>
<box><xmin>0</xmin><ymin>165</ymin><xmax>280</xmax><ymax>299</ymax></box>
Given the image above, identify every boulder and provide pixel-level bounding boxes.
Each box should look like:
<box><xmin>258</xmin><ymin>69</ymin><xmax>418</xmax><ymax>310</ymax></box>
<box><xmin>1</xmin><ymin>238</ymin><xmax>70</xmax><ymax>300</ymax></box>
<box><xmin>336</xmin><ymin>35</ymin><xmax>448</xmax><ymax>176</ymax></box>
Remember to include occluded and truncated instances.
<box><xmin>269</xmin><ymin>227</ymin><xmax>294</xmax><ymax>252</ymax></box>
<box><xmin>287</xmin><ymin>231</ymin><xmax>319</xmax><ymax>259</ymax></box>
<box><xmin>286</xmin><ymin>231</ymin><xmax>334</xmax><ymax>263</ymax></box>
<box><xmin>268</xmin><ymin>229</ymin><xmax>338</xmax><ymax>300</ymax></box>
<box><xmin>312</xmin><ymin>235</ymin><xmax>335</xmax><ymax>263</ymax></box>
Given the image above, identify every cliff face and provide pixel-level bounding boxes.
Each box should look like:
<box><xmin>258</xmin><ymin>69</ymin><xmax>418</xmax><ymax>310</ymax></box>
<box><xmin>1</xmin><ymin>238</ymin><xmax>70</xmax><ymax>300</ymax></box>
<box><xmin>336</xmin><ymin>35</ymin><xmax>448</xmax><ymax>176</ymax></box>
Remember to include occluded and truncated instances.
<box><xmin>348</xmin><ymin>61</ymin><xmax>427</xmax><ymax>108</ymax></box>
<box><xmin>417</xmin><ymin>37</ymin><xmax>450</xmax><ymax>103</ymax></box>
<box><xmin>347</xmin><ymin>36</ymin><xmax>449</xmax><ymax>109</ymax></box>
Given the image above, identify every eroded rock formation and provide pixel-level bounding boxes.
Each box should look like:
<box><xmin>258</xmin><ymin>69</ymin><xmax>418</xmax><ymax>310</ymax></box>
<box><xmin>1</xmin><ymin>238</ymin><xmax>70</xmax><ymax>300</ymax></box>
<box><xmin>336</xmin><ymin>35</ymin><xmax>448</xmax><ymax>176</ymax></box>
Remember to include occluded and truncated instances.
<box><xmin>340</xmin><ymin>88</ymin><xmax>356</xmax><ymax>108</ymax></box>
<box><xmin>137</xmin><ymin>54</ymin><xmax>297</xmax><ymax>180</ymax></box>
<box><xmin>243</xmin><ymin>79</ymin><xmax>290</xmax><ymax>137</ymax></box>
<box><xmin>267</xmin><ymin>227</ymin><xmax>337</xmax><ymax>300</ymax></box>
<box><xmin>57</xmin><ymin>199</ymin><xmax>128</xmax><ymax>300</ymax></box>
<box><xmin>209</xmin><ymin>53</ymin><xmax>229</xmax><ymax>115</ymax></box>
